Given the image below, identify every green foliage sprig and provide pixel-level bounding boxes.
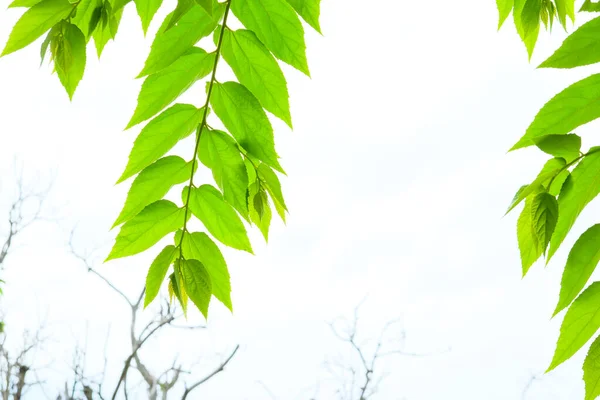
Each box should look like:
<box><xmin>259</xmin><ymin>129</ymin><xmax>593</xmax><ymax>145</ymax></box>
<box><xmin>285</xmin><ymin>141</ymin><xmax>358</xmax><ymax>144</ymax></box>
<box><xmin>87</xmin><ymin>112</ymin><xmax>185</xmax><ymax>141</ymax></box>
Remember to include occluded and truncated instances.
<box><xmin>499</xmin><ymin>0</ymin><xmax>600</xmax><ymax>397</ymax></box>
<box><xmin>1</xmin><ymin>0</ymin><xmax>320</xmax><ymax>317</ymax></box>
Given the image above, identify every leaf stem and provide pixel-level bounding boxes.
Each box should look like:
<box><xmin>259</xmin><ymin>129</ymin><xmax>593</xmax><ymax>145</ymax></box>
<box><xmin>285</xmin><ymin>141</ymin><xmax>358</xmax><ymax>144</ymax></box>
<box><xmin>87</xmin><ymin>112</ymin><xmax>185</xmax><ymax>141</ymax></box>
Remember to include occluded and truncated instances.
<box><xmin>177</xmin><ymin>0</ymin><xmax>232</xmax><ymax>262</ymax></box>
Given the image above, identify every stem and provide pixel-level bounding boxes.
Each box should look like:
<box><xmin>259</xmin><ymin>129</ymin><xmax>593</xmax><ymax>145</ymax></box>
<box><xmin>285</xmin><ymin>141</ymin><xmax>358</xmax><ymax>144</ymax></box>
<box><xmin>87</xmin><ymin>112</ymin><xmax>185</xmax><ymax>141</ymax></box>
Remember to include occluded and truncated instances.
<box><xmin>546</xmin><ymin>147</ymin><xmax>600</xmax><ymax>190</ymax></box>
<box><xmin>177</xmin><ymin>0</ymin><xmax>233</xmax><ymax>262</ymax></box>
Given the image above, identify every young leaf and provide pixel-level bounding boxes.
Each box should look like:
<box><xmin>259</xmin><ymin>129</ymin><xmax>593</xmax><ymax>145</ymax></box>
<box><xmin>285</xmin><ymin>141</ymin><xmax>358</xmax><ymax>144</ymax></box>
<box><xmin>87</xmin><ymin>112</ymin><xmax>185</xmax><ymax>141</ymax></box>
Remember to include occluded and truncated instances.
<box><xmin>548</xmin><ymin>282</ymin><xmax>600</xmax><ymax>372</ymax></box>
<box><xmin>1</xmin><ymin>0</ymin><xmax>75</xmax><ymax>57</ymax></box>
<box><xmin>118</xmin><ymin>104</ymin><xmax>203</xmax><ymax>183</ymax></box>
<box><xmin>506</xmin><ymin>157</ymin><xmax>566</xmax><ymax>214</ymax></box>
<box><xmin>535</xmin><ymin>134</ymin><xmax>582</xmax><ymax>162</ymax></box>
<box><xmin>555</xmin><ymin>0</ymin><xmax>575</xmax><ymax>28</ymax></box>
<box><xmin>181</xmin><ymin>259</ymin><xmax>212</xmax><ymax>318</ymax></box>
<box><xmin>550</xmin><ymin>170</ymin><xmax>570</xmax><ymax>196</ymax></box>
<box><xmin>186</xmin><ymin>185</ymin><xmax>253</xmax><ymax>253</ymax></box>
<box><xmin>581</xmin><ymin>0</ymin><xmax>600</xmax><ymax>12</ymax></box>
<box><xmin>138</xmin><ymin>2</ymin><xmax>224</xmax><ymax>76</ymax></box>
<box><xmin>219</xmin><ymin>29</ymin><xmax>292</xmax><ymax>127</ymax></box>
<box><xmin>9</xmin><ymin>0</ymin><xmax>43</xmax><ymax>7</ymax></box>
<box><xmin>530</xmin><ymin>192</ymin><xmax>559</xmax><ymax>255</ymax></box>
<box><xmin>540</xmin><ymin>17</ymin><xmax>600</xmax><ymax>69</ymax></box>
<box><xmin>249</xmin><ymin>182</ymin><xmax>272</xmax><ymax>241</ymax></box>
<box><xmin>211</xmin><ymin>82</ymin><xmax>284</xmax><ymax>172</ymax></box>
<box><xmin>285</xmin><ymin>0</ymin><xmax>321</xmax><ymax>33</ymax></box>
<box><xmin>520</xmin><ymin>0</ymin><xmax>542</xmax><ymax>39</ymax></box>
<box><xmin>548</xmin><ymin>150</ymin><xmax>600</xmax><ymax>261</ymax></box>
<box><xmin>93</xmin><ymin>1</ymin><xmax>123</xmax><ymax>57</ymax></box>
<box><xmin>179</xmin><ymin>231</ymin><xmax>231</xmax><ymax>311</ymax></box>
<box><xmin>258</xmin><ymin>164</ymin><xmax>287</xmax><ymax>221</ymax></box>
<box><xmin>231</xmin><ymin>0</ymin><xmax>309</xmax><ymax>75</ymax></box>
<box><xmin>133</xmin><ymin>0</ymin><xmax>164</xmax><ymax>34</ymax></box>
<box><xmin>174</xmin><ymin>259</ymin><xmax>189</xmax><ymax>313</ymax></box>
<box><xmin>514</xmin><ymin>0</ymin><xmax>540</xmax><ymax>58</ymax></box>
<box><xmin>51</xmin><ymin>23</ymin><xmax>87</xmax><ymax>100</ymax></box>
<box><xmin>165</xmin><ymin>0</ymin><xmax>194</xmax><ymax>30</ymax></box>
<box><xmin>71</xmin><ymin>0</ymin><xmax>103</xmax><ymax>38</ymax></box>
<box><xmin>144</xmin><ymin>245</ymin><xmax>177</xmax><ymax>307</ymax></box>
<box><xmin>195</xmin><ymin>0</ymin><xmax>212</xmax><ymax>15</ymax></box>
<box><xmin>554</xmin><ymin>225</ymin><xmax>600</xmax><ymax>316</ymax></box>
<box><xmin>169</xmin><ymin>272</ymin><xmax>186</xmax><ymax>310</ymax></box>
<box><xmin>198</xmin><ymin>129</ymin><xmax>249</xmax><ymax>218</ymax></box>
<box><xmin>518</xmin><ymin>197</ymin><xmax>542</xmax><ymax>276</ymax></box>
<box><xmin>106</xmin><ymin>200</ymin><xmax>188</xmax><ymax>261</ymax></box>
<box><xmin>127</xmin><ymin>48</ymin><xmax>214</xmax><ymax>129</ymax></box>
<box><xmin>511</xmin><ymin>74</ymin><xmax>600</xmax><ymax>150</ymax></box>
<box><xmin>113</xmin><ymin>156</ymin><xmax>194</xmax><ymax>227</ymax></box>
<box><xmin>584</xmin><ymin>335</ymin><xmax>600</xmax><ymax>400</ymax></box>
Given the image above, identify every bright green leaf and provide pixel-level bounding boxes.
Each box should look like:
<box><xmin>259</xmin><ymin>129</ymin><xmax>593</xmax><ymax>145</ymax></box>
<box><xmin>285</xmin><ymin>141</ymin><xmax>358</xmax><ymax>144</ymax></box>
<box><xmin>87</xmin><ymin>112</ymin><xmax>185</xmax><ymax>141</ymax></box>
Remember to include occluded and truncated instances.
<box><xmin>165</xmin><ymin>0</ymin><xmax>194</xmax><ymax>30</ymax></box>
<box><xmin>186</xmin><ymin>185</ymin><xmax>253</xmax><ymax>253</ymax></box>
<box><xmin>220</xmin><ymin>29</ymin><xmax>292</xmax><ymax>127</ymax></box>
<box><xmin>548</xmin><ymin>282</ymin><xmax>600</xmax><ymax>372</ymax></box>
<box><xmin>540</xmin><ymin>17</ymin><xmax>600</xmax><ymax>69</ymax></box>
<box><xmin>51</xmin><ymin>22</ymin><xmax>86</xmax><ymax>100</ymax></box>
<box><xmin>199</xmin><ymin>129</ymin><xmax>249</xmax><ymax>218</ymax></box>
<box><xmin>133</xmin><ymin>0</ymin><xmax>164</xmax><ymax>34</ymax></box>
<box><xmin>174</xmin><ymin>259</ymin><xmax>189</xmax><ymax>313</ymax></box>
<box><xmin>497</xmin><ymin>0</ymin><xmax>514</xmax><ymax>29</ymax></box>
<box><xmin>211</xmin><ymin>81</ymin><xmax>284</xmax><ymax>172</ymax></box>
<box><xmin>511</xmin><ymin>74</ymin><xmax>600</xmax><ymax>150</ymax></box>
<box><xmin>535</xmin><ymin>134</ymin><xmax>582</xmax><ymax>162</ymax></box>
<box><xmin>581</xmin><ymin>0</ymin><xmax>600</xmax><ymax>12</ymax></box>
<box><xmin>518</xmin><ymin>197</ymin><xmax>542</xmax><ymax>276</ymax></box>
<box><xmin>514</xmin><ymin>0</ymin><xmax>540</xmax><ymax>58</ymax></box>
<box><xmin>1</xmin><ymin>0</ymin><xmax>75</xmax><ymax>57</ymax></box>
<box><xmin>127</xmin><ymin>48</ymin><xmax>214</xmax><ymax>129</ymax></box>
<box><xmin>249</xmin><ymin>182</ymin><xmax>271</xmax><ymax>241</ymax></box>
<box><xmin>71</xmin><ymin>0</ymin><xmax>102</xmax><ymax>38</ymax></box>
<box><xmin>195</xmin><ymin>0</ymin><xmax>212</xmax><ymax>15</ymax></box>
<box><xmin>106</xmin><ymin>200</ymin><xmax>189</xmax><ymax>261</ymax></box>
<box><xmin>144</xmin><ymin>245</ymin><xmax>177</xmax><ymax>307</ymax></box>
<box><xmin>555</xmin><ymin>225</ymin><xmax>600</xmax><ymax>316</ymax></box>
<box><xmin>113</xmin><ymin>156</ymin><xmax>194</xmax><ymax>228</ymax></box>
<box><xmin>138</xmin><ymin>2</ymin><xmax>224</xmax><ymax>76</ymax></box>
<box><xmin>521</xmin><ymin>0</ymin><xmax>542</xmax><ymax>39</ymax></box>
<box><xmin>258</xmin><ymin>164</ymin><xmax>287</xmax><ymax>222</ymax></box>
<box><xmin>584</xmin><ymin>335</ymin><xmax>600</xmax><ymax>400</ymax></box>
<box><xmin>179</xmin><ymin>231</ymin><xmax>231</xmax><ymax>311</ymax></box>
<box><xmin>181</xmin><ymin>259</ymin><xmax>212</xmax><ymax>318</ymax></box>
<box><xmin>555</xmin><ymin>0</ymin><xmax>575</xmax><ymax>28</ymax></box>
<box><xmin>530</xmin><ymin>191</ymin><xmax>558</xmax><ymax>255</ymax></box>
<box><xmin>285</xmin><ymin>0</ymin><xmax>321</xmax><ymax>33</ymax></box>
<box><xmin>231</xmin><ymin>0</ymin><xmax>309</xmax><ymax>75</ymax></box>
<box><xmin>548</xmin><ymin>150</ymin><xmax>600</xmax><ymax>261</ymax></box>
<box><xmin>92</xmin><ymin>1</ymin><xmax>123</xmax><ymax>57</ymax></box>
<box><xmin>169</xmin><ymin>272</ymin><xmax>186</xmax><ymax>310</ymax></box>
<box><xmin>118</xmin><ymin>104</ymin><xmax>203</xmax><ymax>183</ymax></box>
<box><xmin>9</xmin><ymin>0</ymin><xmax>43</xmax><ymax>7</ymax></box>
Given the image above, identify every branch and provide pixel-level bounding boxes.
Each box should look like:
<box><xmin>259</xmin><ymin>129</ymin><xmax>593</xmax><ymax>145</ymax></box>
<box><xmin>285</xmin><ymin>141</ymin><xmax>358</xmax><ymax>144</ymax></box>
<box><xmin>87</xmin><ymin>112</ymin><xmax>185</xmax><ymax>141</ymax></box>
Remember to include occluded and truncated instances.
<box><xmin>181</xmin><ymin>345</ymin><xmax>239</xmax><ymax>400</ymax></box>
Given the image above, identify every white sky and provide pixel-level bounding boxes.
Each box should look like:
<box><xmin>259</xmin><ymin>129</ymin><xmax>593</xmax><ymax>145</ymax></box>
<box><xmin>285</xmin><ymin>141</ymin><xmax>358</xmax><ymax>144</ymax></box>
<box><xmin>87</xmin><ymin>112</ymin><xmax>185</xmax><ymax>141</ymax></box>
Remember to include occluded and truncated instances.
<box><xmin>1</xmin><ymin>0</ymin><xmax>599</xmax><ymax>398</ymax></box>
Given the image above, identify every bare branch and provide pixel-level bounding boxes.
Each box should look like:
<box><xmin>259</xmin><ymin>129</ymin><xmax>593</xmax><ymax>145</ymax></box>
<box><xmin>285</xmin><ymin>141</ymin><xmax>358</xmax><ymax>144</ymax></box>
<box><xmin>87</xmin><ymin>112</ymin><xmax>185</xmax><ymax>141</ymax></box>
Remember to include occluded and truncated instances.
<box><xmin>181</xmin><ymin>345</ymin><xmax>240</xmax><ymax>400</ymax></box>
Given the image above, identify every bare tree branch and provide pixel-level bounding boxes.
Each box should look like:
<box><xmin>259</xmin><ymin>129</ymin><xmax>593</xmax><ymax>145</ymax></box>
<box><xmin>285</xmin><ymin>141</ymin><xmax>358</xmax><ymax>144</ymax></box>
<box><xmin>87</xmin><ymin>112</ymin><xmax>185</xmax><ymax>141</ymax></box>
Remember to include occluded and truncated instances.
<box><xmin>181</xmin><ymin>345</ymin><xmax>240</xmax><ymax>400</ymax></box>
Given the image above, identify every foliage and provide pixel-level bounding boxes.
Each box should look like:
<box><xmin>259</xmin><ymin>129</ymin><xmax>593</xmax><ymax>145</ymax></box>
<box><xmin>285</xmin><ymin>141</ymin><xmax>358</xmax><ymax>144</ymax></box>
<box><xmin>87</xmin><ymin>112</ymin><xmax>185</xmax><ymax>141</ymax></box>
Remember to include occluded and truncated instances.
<box><xmin>499</xmin><ymin>1</ymin><xmax>600</xmax><ymax>398</ymax></box>
<box><xmin>1</xmin><ymin>0</ymin><xmax>321</xmax><ymax>318</ymax></box>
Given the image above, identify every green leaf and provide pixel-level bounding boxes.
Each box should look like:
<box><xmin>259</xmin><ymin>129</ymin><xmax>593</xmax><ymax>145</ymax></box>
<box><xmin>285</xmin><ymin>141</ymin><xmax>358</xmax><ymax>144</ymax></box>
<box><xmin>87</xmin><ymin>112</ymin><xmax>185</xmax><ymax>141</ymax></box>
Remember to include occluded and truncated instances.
<box><xmin>40</xmin><ymin>29</ymin><xmax>54</xmax><ymax>65</ymax></box>
<box><xmin>506</xmin><ymin>157</ymin><xmax>566</xmax><ymax>214</ymax></box>
<box><xmin>138</xmin><ymin>2</ymin><xmax>224</xmax><ymax>76</ymax></box>
<box><xmin>258</xmin><ymin>164</ymin><xmax>287</xmax><ymax>221</ymax></box>
<box><xmin>530</xmin><ymin>192</ymin><xmax>559</xmax><ymax>255</ymax></box>
<box><xmin>133</xmin><ymin>0</ymin><xmax>164</xmax><ymax>34</ymax></box>
<box><xmin>540</xmin><ymin>17</ymin><xmax>600</xmax><ymax>69</ymax></box>
<box><xmin>514</xmin><ymin>0</ymin><xmax>540</xmax><ymax>59</ymax></box>
<box><xmin>1</xmin><ymin>0</ymin><xmax>75</xmax><ymax>57</ymax></box>
<box><xmin>497</xmin><ymin>0</ymin><xmax>514</xmax><ymax>29</ymax></box>
<box><xmin>113</xmin><ymin>156</ymin><xmax>194</xmax><ymax>228</ymax></box>
<box><xmin>9</xmin><ymin>0</ymin><xmax>43</xmax><ymax>7</ymax></box>
<box><xmin>535</xmin><ymin>134</ymin><xmax>582</xmax><ymax>162</ymax></box>
<box><xmin>285</xmin><ymin>0</ymin><xmax>321</xmax><ymax>33</ymax></box>
<box><xmin>555</xmin><ymin>225</ymin><xmax>600</xmax><ymax>316</ymax></box>
<box><xmin>521</xmin><ymin>0</ymin><xmax>542</xmax><ymax>39</ymax></box>
<box><xmin>92</xmin><ymin>1</ymin><xmax>123</xmax><ymax>57</ymax></box>
<box><xmin>127</xmin><ymin>48</ymin><xmax>214</xmax><ymax>129</ymax></box>
<box><xmin>186</xmin><ymin>185</ymin><xmax>253</xmax><ymax>253</ymax></box>
<box><xmin>249</xmin><ymin>182</ymin><xmax>272</xmax><ymax>241</ymax></box>
<box><xmin>511</xmin><ymin>74</ymin><xmax>600</xmax><ymax>150</ymax></box>
<box><xmin>231</xmin><ymin>0</ymin><xmax>309</xmax><ymax>75</ymax></box>
<box><xmin>199</xmin><ymin>129</ymin><xmax>249</xmax><ymax>219</ymax></box>
<box><xmin>169</xmin><ymin>272</ymin><xmax>186</xmax><ymax>310</ymax></box>
<box><xmin>548</xmin><ymin>150</ymin><xmax>600</xmax><ymax>261</ymax></box>
<box><xmin>581</xmin><ymin>0</ymin><xmax>600</xmax><ymax>12</ymax></box>
<box><xmin>178</xmin><ymin>231</ymin><xmax>232</xmax><ymax>311</ymax></box>
<box><xmin>71</xmin><ymin>0</ymin><xmax>102</xmax><ymax>38</ymax></box>
<box><xmin>174</xmin><ymin>259</ymin><xmax>189</xmax><ymax>313</ymax></box>
<box><xmin>211</xmin><ymin>82</ymin><xmax>284</xmax><ymax>172</ymax></box>
<box><xmin>181</xmin><ymin>259</ymin><xmax>212</xmax><ymax>318</ymax></box>
<box><xmin>51</xmin><ymin>22</ymin><xmax>86</xmax><ymax>100</ymax></box>
<box><xmin>550</xmin><ymin>169</ymin><xmax>570</xmax><ymax>196</ymax></box>
<box><xmin>584</xmin><ymin>335</ymin><xmax>600</xmax><ymax>400</ymax></box>
<box><xmin>165</xmin><ymin>0</ymin><xmax>194</xmax><ymax>30</ymax></box>
<box><xmin>106</xmin><ymin>200</ymin><xmax>189</xmax><ymax>261</ymax></box>
<box><xmin>220</xmin><ymin>29</ymin><xmax>292</xmax><ymax>127</ymax></box>
<box><xmin>548</xmin><ymin>282</ymin><xmax>600</xmax><ymax>372</ymax></box>
<box><xmin>555</xmin><ymin>0</ymin><xmax>575</xmax><ymax>28</ymax></box>
<box><xmin>144</xmin><ymin>245</ymin><xmax>177</xmax><ymax>307</ymax></box>
<box><xmin>118</xmin><ymin>104</ymin><xmax>203</xmax><ymax>183</ymax></box>
<box><xmin>518</xmin><ymin>197</ymin><xmax>542</xmax><ymax>276</ymax></box>
<box><xmin>195</xmin><ymin>0</ymin><xmax>212</xmax><ymax>15</ymax></box>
